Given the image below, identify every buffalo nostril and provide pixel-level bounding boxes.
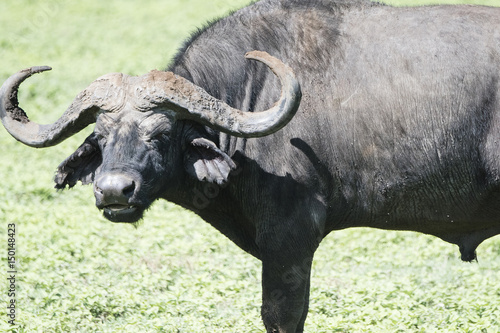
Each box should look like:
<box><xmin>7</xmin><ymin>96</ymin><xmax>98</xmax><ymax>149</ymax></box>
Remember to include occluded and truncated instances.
<box><xmin>122</xmin><ymin>181</ymin><xmax>135</xmax><ymax>198</ymax></box>
<box><xmin>95</xmin><ymin>174</ymin><xmax>136</xmax><ymax>206</ymax></box>
<box><xmin>95</xmin><ymin>185</ymin><xmax>103</xmax><ymax>195</ymax></box>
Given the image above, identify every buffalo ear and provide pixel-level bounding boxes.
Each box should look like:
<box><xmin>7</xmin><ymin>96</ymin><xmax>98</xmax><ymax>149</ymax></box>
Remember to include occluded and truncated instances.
<box><xmin>54</xmin><ymin>133</ymin><xmax>102</xmax><ymax>189</ymax></box>
<box><xmin>184</xmin><ymin>137</ymin><xmax>237</xmax><ymax>185</ymax></box>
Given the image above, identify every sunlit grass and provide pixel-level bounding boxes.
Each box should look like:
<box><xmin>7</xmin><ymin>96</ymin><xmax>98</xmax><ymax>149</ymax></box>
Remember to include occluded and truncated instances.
<box><xmin>1</xmin><ymin>0</ymin><xmax>499</xmax><ymax>332</ymax></box>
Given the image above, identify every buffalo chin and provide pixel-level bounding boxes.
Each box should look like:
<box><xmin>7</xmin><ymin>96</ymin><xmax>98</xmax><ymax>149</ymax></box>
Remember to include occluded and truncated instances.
<box><xmin>102</xmin><ymin>205</ymin><xmax>143</xmax><ymax>223</ymax></box>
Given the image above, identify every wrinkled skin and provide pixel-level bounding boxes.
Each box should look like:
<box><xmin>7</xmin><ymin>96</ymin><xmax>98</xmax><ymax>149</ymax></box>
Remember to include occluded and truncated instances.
<box><xmin>56</xmin><ymin>108</ymin><xmax>238</xmax><ymax>223</ymax></box>
<box><xmin>2</xmin><ymin>0</ymin><xmax>500</xmax><ymax>332</ymax></box>
<box><xmin>92</xmin><ymin>110</ymin><xmax>176</xmax><ymax>222</ymax></box>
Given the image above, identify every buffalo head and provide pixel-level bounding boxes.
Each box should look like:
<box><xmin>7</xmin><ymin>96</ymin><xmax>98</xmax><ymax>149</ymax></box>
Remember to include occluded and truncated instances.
<box><xmin>0</xmin><ymin>51</ymin><xmax>301</xmax><ymax>222</ymax></box>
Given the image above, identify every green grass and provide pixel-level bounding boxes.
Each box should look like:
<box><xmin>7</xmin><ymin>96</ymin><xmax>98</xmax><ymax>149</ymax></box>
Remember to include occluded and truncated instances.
<box><xmin>1</xmin><ymin>0</ymin><xmax>500</xmax><ymax>332</ymax></box>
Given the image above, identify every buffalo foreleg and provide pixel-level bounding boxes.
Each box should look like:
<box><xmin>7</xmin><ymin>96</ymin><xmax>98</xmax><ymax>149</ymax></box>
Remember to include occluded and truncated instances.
<box><xmin>260</xmin><ymin>252</ymin><xmax>314</xmax><ymax>333</ymax></box>
<box><xmin>254</xmin><ymin>190</ymin><xmax>326</xmax><ymax>332</ymax></box>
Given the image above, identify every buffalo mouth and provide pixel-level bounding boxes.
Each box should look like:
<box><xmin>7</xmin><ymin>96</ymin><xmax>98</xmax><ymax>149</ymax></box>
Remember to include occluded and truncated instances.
<box><xmin>102</xmin><ymin>204</ymin><xmax>143</xmax><ymax>223</ymax></box>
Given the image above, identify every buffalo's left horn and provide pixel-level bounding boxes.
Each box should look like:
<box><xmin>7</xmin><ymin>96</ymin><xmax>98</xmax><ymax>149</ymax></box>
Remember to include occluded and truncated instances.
<box><xmin>142</xmin><ymin>51</ymin><xmax>301</xmax><ymax>138</ymax></box>
<box><xmin>0</xmin><ymin>67</ymin><xmax>125</xmax><ymax>148</ymax></box>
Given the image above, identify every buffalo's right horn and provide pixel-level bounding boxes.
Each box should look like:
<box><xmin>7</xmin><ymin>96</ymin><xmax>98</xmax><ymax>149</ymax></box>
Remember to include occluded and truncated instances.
<box><xmin>0</xmin><ymin>67</ymin><xmax>126</xmax><ymax>148</ymax></box>
<box><xmin>136</xmin><ymin>51</ymin><xmax>302</xmax><ymax>138</ymax></box>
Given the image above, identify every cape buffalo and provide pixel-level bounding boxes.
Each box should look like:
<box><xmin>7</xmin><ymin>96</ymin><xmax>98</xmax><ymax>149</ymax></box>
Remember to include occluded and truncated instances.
<box><xmin>2</xmin><ymin>0</ymin><xmax>500</xmax><ymax>332</ymax></box>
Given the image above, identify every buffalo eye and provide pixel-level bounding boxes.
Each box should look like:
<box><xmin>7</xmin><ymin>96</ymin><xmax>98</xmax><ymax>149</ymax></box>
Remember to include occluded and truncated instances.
<box><xmin>94</xmin><ymin>131</ymin><xmax>108</xmax><ymax>148</ymax></box>
<box><xmin>144</xmin><ymin>131</ymin><xmax>170</xmax><ymax>144</ymax></box>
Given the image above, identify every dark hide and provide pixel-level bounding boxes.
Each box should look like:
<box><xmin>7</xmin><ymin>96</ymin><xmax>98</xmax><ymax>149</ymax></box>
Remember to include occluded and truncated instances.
<box><xmin>55</xmin><ymin>133</ymin><xmax>101</xmax><ymax>188</ymax></box>
<box><xmin>52</xmin><ymin>0</ymin><xmax>500</xmax><ymax>332</ymax></box>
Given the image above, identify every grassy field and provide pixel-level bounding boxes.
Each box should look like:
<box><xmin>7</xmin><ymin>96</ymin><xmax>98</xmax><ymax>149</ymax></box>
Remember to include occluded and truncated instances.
<box><xmin>1</xmin><ymin>0</ymin><xmax>500</xmax><ymax>332</ymax></box>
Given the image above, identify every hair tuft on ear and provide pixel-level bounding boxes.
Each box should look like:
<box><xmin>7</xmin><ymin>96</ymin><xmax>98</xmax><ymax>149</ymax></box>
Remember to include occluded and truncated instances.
<box><xmin>54</xmin><ymin>133</ymin><xmax>102</xmax><ymax>189</ymax></box>
<box><xmin>184</xmin><ymin>137</ymin><xmax>237</xmax><ymax>184</ymax></box>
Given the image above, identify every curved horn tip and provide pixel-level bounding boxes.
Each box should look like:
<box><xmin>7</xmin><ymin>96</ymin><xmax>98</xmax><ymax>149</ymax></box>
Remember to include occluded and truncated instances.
<box><xmin>15</xmin><ymin>66</ymin><xmax>52</xmax><ymax>77</ymax></box>
<box><xmin>244</xmin><ymin>50</ymin><xmax>271</xmax><ymax>61</ymax></box>
<box><xmin>30</xmin><ymin>66</ymin><xmax>52</xmax><ymax>74</ymax></box>
<box><xmin>244</xmin><ymin>51</ymin><xmax>295</xmax><ymax>79</ymax></box>
<box><xmin>3</xmin><ymin>66</ymin><xmax>53</xmax><ymax>86</ymax></box>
